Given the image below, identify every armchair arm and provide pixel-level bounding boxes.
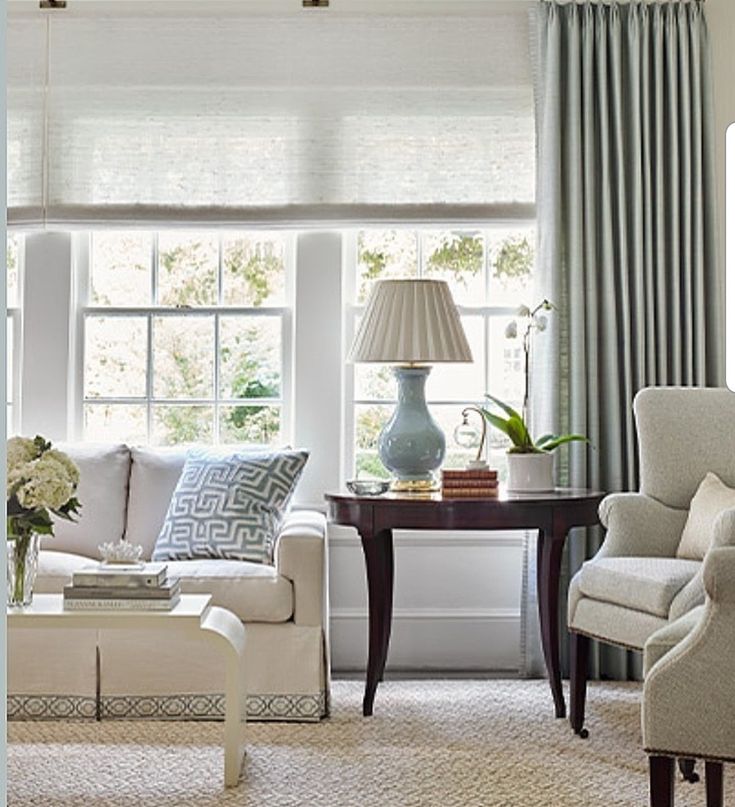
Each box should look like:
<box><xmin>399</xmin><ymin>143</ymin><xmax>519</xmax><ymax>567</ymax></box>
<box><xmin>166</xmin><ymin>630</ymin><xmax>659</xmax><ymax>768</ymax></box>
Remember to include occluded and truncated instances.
<box><xmin>597</xmin><ymin>493</ymin><xmax>688</xmax><ymax>559</ymax></box>
<box><xmin>275</xmin><ymin>510</ymin><xmax>327</xmax><ymax>628</ymax></box>
<box><xmin>710</xmin><ymin>507</ymin><xmax>735</xmax><ymax>552</ymax></box>
<box><xmin>642</xmin><ymin>546</ymin><xmax>735</xmax><ymax>758</ymax></box>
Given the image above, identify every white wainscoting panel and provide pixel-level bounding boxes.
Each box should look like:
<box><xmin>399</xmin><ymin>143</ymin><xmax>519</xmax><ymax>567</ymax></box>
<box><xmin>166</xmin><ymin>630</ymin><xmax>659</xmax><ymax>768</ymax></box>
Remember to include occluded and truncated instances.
<box><xmin>328</xmin><ymin>525</ymin><xmax>525</xmax><ymax>672</ymax></box>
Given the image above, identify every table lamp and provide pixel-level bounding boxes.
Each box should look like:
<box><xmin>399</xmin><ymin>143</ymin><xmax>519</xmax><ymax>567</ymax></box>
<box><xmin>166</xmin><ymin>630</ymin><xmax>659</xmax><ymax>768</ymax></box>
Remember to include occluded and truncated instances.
<box><xmin>348</xmin><ymin>279</ymin><xmax>473</xmax><ymax>491</ymax></box>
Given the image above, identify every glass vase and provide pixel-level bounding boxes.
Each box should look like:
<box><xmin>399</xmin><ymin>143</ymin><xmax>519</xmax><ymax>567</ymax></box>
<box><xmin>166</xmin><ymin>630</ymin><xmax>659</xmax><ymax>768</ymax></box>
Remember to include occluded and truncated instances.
<box><xmin>7</xmin><ymin>532</ymin><xmax>41</xmax><ymax>607</ymax></box>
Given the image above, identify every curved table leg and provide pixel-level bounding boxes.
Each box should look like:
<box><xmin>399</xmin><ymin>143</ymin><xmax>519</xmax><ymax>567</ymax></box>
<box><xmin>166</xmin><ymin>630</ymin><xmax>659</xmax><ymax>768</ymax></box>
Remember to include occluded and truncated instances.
<box><xmin>360</xmin><ymin>528</ymin><xmax>394</xmax><ymax>716</ymax></box>
<box><xmin>200</xmin><ymin>606</ymin><xmax>247</xmax><ymax>788</ymax></box>
<box><xmin>537</xmin><ymin>528</ymin><xmax>567</xmax><ymax>718</ymax></box>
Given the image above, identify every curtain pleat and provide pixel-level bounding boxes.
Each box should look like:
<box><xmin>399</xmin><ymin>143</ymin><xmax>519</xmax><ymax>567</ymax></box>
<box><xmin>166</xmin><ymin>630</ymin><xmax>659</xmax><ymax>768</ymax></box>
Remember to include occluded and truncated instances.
<box><xmin>526</xmin><ymin>0</ymin><xmax>724</xmax><ymax>681</ymax></box>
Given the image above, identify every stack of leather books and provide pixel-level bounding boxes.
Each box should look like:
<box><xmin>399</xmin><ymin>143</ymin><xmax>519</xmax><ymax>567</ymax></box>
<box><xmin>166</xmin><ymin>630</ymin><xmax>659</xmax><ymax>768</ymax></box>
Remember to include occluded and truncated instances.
<box><xmin>441</xmin><ymin>469</ymin><xmax>499</xmax><ymax>498</ymax></box>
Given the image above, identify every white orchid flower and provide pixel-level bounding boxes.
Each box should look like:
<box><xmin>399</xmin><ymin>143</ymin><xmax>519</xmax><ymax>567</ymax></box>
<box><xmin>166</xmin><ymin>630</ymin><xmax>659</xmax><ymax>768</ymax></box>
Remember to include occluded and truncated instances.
<box><xmin>504</xmin><ymin>321</ymin><xmax>518</xmax><ymax>339</ymax></box>
<box><xmin>516</xmin><ymin>304</ymin><xmax>531</xmax><ymax>318</ymax></box>
<box><xmin>534</xmin><ymin>315</ymin><xmax>548</xmax><ymax>332</ymax></box>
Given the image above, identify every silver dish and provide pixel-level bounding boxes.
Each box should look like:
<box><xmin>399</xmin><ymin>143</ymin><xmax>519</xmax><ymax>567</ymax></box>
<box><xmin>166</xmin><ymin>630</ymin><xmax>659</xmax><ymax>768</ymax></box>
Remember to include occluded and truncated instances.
<box><xmin>346</xmin><ymin>479</ymin><xmax>391</xmax><ymax>496</ymax></box>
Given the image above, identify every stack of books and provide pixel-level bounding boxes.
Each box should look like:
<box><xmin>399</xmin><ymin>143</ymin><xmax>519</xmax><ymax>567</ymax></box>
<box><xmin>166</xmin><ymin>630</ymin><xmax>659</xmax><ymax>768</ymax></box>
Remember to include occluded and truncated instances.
<box><xmin>441</xmin><ymin>469</ymin><xmax>499</xmax><ymax>498</ymax></box>
<box><xmin>63</xmin><ymin>562</ymin><xmax>181</xmax><ymax>611</ymax></box>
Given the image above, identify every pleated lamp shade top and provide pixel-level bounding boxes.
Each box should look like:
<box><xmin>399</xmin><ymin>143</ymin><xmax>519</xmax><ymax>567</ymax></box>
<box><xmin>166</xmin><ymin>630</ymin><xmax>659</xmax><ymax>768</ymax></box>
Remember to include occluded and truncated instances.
<box><xmin>349</xmin><ymin>279</ymin><xmax>473</xmax><ymax>364</ymax></box>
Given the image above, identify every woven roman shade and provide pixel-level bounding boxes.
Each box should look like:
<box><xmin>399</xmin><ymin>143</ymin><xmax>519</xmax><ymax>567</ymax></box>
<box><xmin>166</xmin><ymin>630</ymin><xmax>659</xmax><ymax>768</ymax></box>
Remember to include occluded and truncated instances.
<box><xmin>7</xmin><ymin>6</ymin><xmax>534</xmax><ymax>227</ymax></box>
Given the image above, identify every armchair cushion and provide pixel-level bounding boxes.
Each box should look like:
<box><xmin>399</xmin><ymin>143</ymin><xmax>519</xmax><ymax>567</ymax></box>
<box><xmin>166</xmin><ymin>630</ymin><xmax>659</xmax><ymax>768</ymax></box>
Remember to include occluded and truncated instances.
<box><xmin>577</xmin><ymin>556</ymin><xmax>700</xmax><ymax>618</ymax></box>
<box><xmin>677</xmin><ymin>472</ymin><xmax>735</xmax><ymax>560</ymax></box>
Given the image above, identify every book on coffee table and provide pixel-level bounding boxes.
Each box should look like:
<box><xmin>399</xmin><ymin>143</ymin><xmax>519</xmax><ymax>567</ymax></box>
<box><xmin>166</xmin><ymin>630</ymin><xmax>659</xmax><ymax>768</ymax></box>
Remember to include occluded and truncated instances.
<box><xmin>62</xmin><ymin>595</ymin><xmax>181</xmax><ymax>611</ymax></box>
<box><xmin>72</xmin><ymin>562</ymin><xmax>168</xmax><ymax>589</ymax></box>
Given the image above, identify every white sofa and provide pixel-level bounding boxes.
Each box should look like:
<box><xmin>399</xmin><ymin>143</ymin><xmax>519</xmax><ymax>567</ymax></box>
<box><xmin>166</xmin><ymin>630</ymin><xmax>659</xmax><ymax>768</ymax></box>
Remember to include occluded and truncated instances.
<box><xmin>7</xmin><ymin>443</ymin><xmax>330</xmax><ymax>722</ymax></box>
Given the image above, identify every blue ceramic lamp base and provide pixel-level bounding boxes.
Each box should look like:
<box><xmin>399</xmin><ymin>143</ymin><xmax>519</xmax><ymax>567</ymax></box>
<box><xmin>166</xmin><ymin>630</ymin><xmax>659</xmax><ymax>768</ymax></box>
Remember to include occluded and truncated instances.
<box><xmin>377</xmin><ymin>366</ymin><xmax>445</xmax><ymax>492</ymax></box>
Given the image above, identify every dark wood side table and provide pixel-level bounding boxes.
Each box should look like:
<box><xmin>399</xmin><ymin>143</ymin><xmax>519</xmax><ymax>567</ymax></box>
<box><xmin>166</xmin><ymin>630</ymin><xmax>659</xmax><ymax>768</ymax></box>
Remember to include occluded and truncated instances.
<box><xmin>325</xmin><ymin>489</ymin><xmax>604</xmax><ymax>717</ymax></box>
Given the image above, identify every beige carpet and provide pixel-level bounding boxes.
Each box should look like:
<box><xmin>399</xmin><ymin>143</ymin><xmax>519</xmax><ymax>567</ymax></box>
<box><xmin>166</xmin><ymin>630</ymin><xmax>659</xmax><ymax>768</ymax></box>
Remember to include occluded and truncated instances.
<box><xmin>8</xmin><ymin>680</ymin><xmax>732</xmax><ymax>807</ymax></box>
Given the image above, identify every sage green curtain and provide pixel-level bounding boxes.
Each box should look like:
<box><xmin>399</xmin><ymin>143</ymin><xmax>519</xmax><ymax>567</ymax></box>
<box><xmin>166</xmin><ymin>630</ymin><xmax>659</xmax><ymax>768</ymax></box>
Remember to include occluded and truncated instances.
<box><xmin>531</xmin><ymin>0</ymin><xmax>725</xmax><ymax>680</ymax></box>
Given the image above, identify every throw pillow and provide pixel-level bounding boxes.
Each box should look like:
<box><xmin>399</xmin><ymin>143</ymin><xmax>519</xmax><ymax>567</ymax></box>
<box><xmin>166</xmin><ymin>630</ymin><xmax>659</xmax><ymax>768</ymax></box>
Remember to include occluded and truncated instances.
<box><xmin>677</xmin><ymin>472</ymin><xmax>735</xmax><ymax>560</ymax></box>
<box><xmin>152</xmin><ymin>449</ymin><xmax>309</xmax><ymax>564</ymax></box>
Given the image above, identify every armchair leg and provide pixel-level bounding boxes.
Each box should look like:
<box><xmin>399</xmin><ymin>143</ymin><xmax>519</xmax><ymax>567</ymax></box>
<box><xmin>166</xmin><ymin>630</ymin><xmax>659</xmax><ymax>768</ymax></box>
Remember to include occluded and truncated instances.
<box><xmin>678</xmin><ymin>758</ymin><xmax>699</xmax><ymax>784</ymax></box>
<box><xmin>649</xmin><ymin>756</ymin><xmax>675</xmax><ymax>807</ymax></box>
<box><xmin>569</xmin><ymin>631</ymin><xmax>589</xmax><ymax>738</ymax></box>
<box><xmin>705</xmin><ymin>761</ymin><xmax>723</xmax><ymax>807</ymax></box>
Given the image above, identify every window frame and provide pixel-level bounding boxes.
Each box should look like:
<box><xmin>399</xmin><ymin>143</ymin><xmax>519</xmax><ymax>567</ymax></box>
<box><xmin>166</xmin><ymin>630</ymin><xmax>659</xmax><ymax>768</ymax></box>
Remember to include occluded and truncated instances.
<box><xmin>72</xmin><ymin>231</ymin><xmax>295</xmax><ymax>447</ymax></box>
<box><xmin>343</xmin><ymin>223</ymin><xmax>536</xmax><ymax>480</ymax></box>
<box><xmin>6</xmin><ymin>233</ymin><xmax>24</xmax><ymax>436</ymax></box>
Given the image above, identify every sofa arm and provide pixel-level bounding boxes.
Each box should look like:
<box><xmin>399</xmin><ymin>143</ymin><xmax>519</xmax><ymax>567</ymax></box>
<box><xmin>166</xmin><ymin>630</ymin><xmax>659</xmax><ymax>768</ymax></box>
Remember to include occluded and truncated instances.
<box><xmin>275</xmin><ymin>510</ymin><xmax>327</xmax><ymax>628</ymax></box>
<box><xmin>597</xmin><ymin>493</ymin><xmax>688</xmax><ymax>559</ymax></box>
<box><xmin>710</xmin><ymin>507</ymin><xmax>735</xmax><ymax>552</ymax></box>
<box><xmin>642</xmin><ymin>546</ymin><xmax>735</xmax><ymax>758</ymax></box>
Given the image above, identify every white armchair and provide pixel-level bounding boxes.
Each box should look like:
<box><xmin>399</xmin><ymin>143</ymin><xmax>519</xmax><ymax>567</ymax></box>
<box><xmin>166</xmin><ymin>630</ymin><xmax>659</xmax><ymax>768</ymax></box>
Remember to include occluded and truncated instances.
<box><xmin>642</xmin><ymin>537</ymin><xmax>735</xmax><ymax>807</ymax></box>
<box><xmin>567</xmin><ymin>387</ymin><xmax>735</xmax><ymax>742</ymax></box>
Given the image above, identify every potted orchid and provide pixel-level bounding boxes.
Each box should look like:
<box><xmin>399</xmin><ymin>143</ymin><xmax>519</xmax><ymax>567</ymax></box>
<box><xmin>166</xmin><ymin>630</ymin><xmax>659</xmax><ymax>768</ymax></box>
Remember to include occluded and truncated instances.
<box><xmin>482</xmin><ymin>300</ymin><xmax>587</xmax><ymax>492</ymax></box>
<box><xmin>6</xmin><ymin>436</ymin><xmax>81</xmax><ymax>606</ymax></box>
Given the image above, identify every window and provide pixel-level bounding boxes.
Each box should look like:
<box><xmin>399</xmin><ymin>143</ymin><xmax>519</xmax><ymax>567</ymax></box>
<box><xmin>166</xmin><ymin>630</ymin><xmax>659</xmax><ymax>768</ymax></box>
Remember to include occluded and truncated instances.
<box><xmin>6</xmin><ymin>234</ymin><xmax>22</xmax><ymax>434</ymax></box>
<box><xmin>78</xmin><ymin>231</ymin><xmax>292</xmax><ymax>446</ymax></box>
<box><xmin>345</xmin><ymin>227</ymin><xmax>535</xmax><ymax>481</ymax></box>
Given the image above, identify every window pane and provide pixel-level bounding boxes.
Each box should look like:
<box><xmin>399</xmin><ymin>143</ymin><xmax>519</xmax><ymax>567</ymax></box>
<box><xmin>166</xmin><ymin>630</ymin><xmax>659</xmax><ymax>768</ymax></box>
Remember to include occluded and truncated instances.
<box><xmin>219</xmin><ymin>405</ymin><xmax>281</xmax><ymax>445</ymax></box>
<box><xmin>157</xmin><ymin>232</ymin><xmax>218</xmax><ymax>306</ymax></box>
<box><xmin>354</xmin><ymin>403</ymin><xmax>392</xmax><ymax>479</ymax></box>
<box><xmin>84</xmin><ymin>403</ymin><xmax>148</xmax><ymax>444</ymax></box>
<box><xmin>355</xmin><ymin>363</ymin><xmax>395</xmax><ymax>402</ymax></box>
<box><xmin>6</xmin><ymin>234</ymin><xmax>19</xmax><ymax>308</ymax></box>
<box><xmin>91</xmin><ymin>232</ymin><xmax>152</xmax><ymax>306</ymax></box>
<box><xmin>222</xmin><ymin>233</ymin><xmax>286</xmax><ymax>307</ymax></box>
<box><xmin>422</xmin><ymin>230</ymin><xmax>484</xmax><ymax>306</ymax></box>
<box><xmin>426</xmin><ymin>316</ymin><xmax>485</xmax><ymax>402</ymax></box>
<box><xmin>487</xmin><ymin>316</ymin><xmax>526</xmax><ymax>411</ymax></box>
<box><xmin>487</xmin><ymin>227</ymin><xmax>535</xmax><ymax>306</ymax></box>
<box><xmin>6</xmin><ymin>318</ymin><xmax>13</xmax><ymax>405</ymax></box>
<box><xmin>85</xmin><ymin>316</ymin><xmax>148</xmax><ymax>398</ymax></box>
<box><xmin>153</xmin><ymin>316</ymin><xmax>214</xmax><ymax>400</ymax></box>
<box><xmin>219</xmin><ymin>317</ymin><xmax>281</xmax><ymax>400</ymax></box>
<box><xmin>152</xmin><ymin>405</ymin><xmax>214</xmax><ymax>445</ymax></box>
<box><xmin>356</xmin><ymin>230</ymin><xmax>418</xmax><ymax>303</ymax></box>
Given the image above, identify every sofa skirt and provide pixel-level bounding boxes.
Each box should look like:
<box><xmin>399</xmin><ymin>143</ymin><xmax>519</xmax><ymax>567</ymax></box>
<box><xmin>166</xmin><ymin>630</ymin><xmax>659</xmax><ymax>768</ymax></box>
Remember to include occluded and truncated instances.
<box><xmin>8</xmin><ymin>622</ymin><xmax>328</xmax><ymax>723</ymax></box>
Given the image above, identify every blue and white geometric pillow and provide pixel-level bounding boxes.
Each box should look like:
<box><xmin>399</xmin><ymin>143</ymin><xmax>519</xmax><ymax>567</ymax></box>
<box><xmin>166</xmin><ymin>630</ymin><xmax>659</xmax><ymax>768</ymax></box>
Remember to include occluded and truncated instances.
<box><xmin>152</xmin><ymin>450</ymin><xmax>309</xmax><ymax>565</ymax></box>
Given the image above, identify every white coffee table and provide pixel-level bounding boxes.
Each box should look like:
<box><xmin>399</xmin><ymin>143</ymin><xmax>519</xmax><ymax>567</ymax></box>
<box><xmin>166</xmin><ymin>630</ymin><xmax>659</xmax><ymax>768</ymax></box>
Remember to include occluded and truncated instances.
<box><xmin>8</xmin><ymin>593</ymin><xmax>247</xmax><ymax>788</ymax></box>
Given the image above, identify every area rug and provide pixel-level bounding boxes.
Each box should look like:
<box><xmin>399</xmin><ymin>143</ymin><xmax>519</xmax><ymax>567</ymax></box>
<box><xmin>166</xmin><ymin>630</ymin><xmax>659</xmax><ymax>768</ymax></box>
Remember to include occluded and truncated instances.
<box><xmin>8</xmin><ymin>680</ymin><xmax>731</xmax><ymax>807</ymax></box>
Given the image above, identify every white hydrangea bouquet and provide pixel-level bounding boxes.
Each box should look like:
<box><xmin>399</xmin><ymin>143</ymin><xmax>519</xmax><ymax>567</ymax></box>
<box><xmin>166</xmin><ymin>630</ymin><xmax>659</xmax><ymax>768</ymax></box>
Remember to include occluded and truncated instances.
<box><xmin>7</xmin><ymin>436</ymin><xmax>81</xmax><ymax>605</ymax></box>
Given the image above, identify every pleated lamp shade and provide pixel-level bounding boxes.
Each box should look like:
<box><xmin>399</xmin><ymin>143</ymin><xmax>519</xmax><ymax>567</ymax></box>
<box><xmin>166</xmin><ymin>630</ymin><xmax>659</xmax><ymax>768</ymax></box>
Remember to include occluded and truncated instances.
<box><xmin>349</xmin><ymin>279</ymin><xmax>473</xmax><ymax>364</ymax></box>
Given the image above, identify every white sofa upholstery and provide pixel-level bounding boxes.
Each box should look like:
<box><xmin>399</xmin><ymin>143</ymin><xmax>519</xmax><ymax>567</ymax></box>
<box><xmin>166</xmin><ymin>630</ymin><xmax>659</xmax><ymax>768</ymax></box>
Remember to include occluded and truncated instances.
<box><xmin>8</xmin><ymin>443</ymin><xmax>330</xmax><ymax>722</ymax></box>
<box><xmin>567</xmin><ymin>387</ymin><xmax>735</xmax><ymax>737</ymax></box>
<box><xmin>642</xmin><ymin>541</ymin><xmax>735</xmax><ymax>806</ymax></box>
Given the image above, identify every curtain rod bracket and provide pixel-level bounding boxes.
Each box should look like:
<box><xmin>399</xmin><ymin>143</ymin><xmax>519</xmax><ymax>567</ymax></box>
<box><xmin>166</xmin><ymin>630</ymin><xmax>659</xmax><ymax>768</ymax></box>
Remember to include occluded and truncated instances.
<box><xmin>302</xmin><ymin>0</ymin><xmax>329</xmax><ymax>7</ymax></box>
<box><xmin>40</xmin><ymin>0</ymin><xmax>67</xmax><ymax>8</ymax></box>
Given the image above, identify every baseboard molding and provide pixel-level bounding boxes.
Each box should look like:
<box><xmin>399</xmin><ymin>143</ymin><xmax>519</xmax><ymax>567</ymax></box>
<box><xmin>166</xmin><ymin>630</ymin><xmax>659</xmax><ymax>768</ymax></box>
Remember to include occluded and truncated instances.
<box><xmin>331</xmin><ymin>607</ymin><xmax>520</xmax><ymax>621</ymax></box>
<box><xmin>329</xmin><ymin>531</ymin><xmax>525</xmax><ymax>549</ymax></box>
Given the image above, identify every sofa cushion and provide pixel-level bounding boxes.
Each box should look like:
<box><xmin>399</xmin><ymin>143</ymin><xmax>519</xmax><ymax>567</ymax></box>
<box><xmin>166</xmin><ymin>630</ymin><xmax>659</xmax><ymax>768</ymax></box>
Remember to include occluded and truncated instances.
<box><xmin>677</xmin><ymin>472</ymin><xmax>735</xmax><ymax>560</ymax></box>
<box><xmin>578</xmin><ymin>556</ymin><xmax>701</xmax><ymax>618</ymax></box>
<box><xmin>167</xmin><ymin>559</ymin><xmax>293</xmax><ymax>623</ymax></box>
<box><xmin>152</xmin><ymin>450</ymin><xmax>308</xmax><ymax>564</ymax></box>
<box><xmin>45</xmin><ymin>444</ymin><xmax>131</xmax><ymax>558</ymax></box>
<box><xmin>34</xmin><ymin>550</ymin><xmax>99</xmax><ymax>593</ymax></box>
<box><xmin>125</xmin><ymin>446</ymin><xmax>189</xmax><ymax>560</ymax></box>
<box><xmin>34</xmin><ymin>550</ymin><xmax>293</xmax><ymax>623</ymax></box>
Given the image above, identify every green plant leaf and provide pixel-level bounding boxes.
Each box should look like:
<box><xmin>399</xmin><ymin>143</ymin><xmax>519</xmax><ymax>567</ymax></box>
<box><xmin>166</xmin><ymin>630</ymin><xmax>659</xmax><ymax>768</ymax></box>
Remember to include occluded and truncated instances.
<box><xmin>484</xmin><ymin>393</ymin><xmax>523</xmax><ymax>422</ymax></box>
<box><xmin>541</xmin><ymin>434</ymin><xmax>589</xmax><ymax>452</ymax></box>
<box><xmin>535</xmin><ymin>433</ymin><xmax>556</xmax><ymax>446</ymax></box>
<box><xmin>480</xmin><ymin>410</ymin><xmax>514</xmax><ymax>441</ymax></box>
<box><xmin>507</xmin><ymin>415</ymin><xmax>533</xmax><ymax>449</ymax></box>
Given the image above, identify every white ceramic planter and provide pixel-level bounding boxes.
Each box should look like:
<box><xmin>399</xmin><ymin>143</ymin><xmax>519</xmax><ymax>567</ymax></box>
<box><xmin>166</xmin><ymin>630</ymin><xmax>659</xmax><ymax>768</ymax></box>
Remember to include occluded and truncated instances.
<box><xmin>507</xmin><ymin>452</ymin><xmax>554</xmax><ymax>493</ymax></box>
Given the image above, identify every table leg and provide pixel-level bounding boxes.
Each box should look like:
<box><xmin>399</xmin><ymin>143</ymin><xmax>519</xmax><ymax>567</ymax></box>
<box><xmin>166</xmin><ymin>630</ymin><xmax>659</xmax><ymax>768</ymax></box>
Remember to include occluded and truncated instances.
<box><xmin>360</xmin><ymin>528</ymin><xmax>394</xmax><ymax>717</ymax></box>
<box><xmin>536</xmin><ymin>529</ymin><xmax>567</xmax><ymax>718</ymax></box>
<box><xmin>201</xmin><ymin>607</ymin><xmax>247</xmax><ymax>788</ymax></box>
